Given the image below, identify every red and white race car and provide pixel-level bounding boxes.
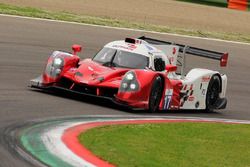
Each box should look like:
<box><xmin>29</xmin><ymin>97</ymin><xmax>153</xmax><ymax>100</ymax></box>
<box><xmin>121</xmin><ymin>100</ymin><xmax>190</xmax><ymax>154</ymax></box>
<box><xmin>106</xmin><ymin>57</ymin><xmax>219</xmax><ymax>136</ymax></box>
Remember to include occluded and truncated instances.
<box><xmin>30</xmin><ymin>36</ymin><xmax>228</xmax><ymax>112</ymax></box>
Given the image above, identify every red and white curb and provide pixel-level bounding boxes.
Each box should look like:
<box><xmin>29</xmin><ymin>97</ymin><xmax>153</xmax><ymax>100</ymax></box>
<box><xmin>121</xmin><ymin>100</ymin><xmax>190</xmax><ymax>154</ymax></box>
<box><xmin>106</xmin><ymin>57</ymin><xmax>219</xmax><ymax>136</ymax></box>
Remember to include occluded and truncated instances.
<box><xmin>37</xmin><ymin>117</ymin><xmax>250</xmax><ymax>167</ymax></box>
<box><xmin>41</xmin><ymin>122</ymin><xmax>96</xmax><ymax>167</ymax></box>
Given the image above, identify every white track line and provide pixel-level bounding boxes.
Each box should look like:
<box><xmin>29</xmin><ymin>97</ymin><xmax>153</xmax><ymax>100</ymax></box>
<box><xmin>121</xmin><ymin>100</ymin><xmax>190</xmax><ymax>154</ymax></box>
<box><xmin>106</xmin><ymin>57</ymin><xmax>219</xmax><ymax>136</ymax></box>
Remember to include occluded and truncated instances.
<box><xmin>0</xmin><ymin>14</ymin><xmax>249</xmax><ymax>46</ymax></box>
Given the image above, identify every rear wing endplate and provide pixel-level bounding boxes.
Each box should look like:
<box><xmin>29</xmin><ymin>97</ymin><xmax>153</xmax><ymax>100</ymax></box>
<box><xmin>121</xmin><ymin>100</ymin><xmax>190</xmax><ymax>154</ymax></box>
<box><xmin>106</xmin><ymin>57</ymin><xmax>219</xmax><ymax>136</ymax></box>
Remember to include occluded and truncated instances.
<box><xmin>139</xmin><ymin>36</ymin><xmax>228</xmax><ymax>67</ymax></box>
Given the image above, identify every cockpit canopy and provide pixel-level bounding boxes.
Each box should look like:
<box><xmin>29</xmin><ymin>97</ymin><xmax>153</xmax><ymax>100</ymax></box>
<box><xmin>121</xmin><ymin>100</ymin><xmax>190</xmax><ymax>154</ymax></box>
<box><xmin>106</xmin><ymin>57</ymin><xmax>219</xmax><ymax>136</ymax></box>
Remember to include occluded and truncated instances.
<box><xmin>92</xmin><ymin>38</ymin><xmax>176</xmax><ymax>71</ymax></box>
<box><xmin>93</xmin><ymin>47</ymin><xmax>149</xmax><ymax>69</ymax></box>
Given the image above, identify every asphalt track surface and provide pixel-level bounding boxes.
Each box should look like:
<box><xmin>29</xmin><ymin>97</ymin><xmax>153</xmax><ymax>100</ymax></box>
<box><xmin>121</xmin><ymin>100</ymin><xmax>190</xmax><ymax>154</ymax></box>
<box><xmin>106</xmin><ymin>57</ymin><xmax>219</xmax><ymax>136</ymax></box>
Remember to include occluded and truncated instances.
<box><xmin>0</xmin><ymin>15</ymin><xmax>250</xmax><ymax>166</ymax></box>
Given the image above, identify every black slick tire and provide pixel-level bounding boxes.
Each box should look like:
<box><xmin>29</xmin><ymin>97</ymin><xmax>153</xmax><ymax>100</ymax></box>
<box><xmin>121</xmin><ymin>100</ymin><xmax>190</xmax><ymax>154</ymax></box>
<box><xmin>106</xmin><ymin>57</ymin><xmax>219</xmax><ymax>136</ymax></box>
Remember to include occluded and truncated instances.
<box><xmin>206</xmin><ymin>75</ymin><xmax>221</xmax><ymax>112</ymax></box>
<box><xmin>148</xmin><ymin>76</ymin><xmax>163</xmax><ymax>113</ymax></box>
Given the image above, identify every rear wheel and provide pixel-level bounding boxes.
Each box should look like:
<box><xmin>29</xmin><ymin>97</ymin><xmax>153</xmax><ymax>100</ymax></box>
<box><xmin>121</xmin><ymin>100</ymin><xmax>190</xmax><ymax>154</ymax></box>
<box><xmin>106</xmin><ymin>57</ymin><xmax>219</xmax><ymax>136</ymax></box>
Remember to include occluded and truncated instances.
<box><xmin>206</xmin><ymin>75</ymin><xmax>221</xmax><ymax>112</ymax></box>
<box><xmin>148</xmin><ymin>76</ymin><xmax>163</xmax><ymax>113</ymax></box>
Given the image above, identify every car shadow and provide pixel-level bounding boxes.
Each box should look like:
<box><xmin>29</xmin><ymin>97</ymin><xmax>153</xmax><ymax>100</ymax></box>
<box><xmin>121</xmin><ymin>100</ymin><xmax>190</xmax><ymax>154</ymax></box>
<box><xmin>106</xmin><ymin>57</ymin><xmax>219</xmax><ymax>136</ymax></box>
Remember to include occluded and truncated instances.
<box><xmin>29</xmin><ymin>88</ymin><xmax>223</xmax><ymax>116</ymax></box>
<box><xmin>29</xmin><ymin>88</ymin><xmax>132</xmax><ymax>112</ymax></box>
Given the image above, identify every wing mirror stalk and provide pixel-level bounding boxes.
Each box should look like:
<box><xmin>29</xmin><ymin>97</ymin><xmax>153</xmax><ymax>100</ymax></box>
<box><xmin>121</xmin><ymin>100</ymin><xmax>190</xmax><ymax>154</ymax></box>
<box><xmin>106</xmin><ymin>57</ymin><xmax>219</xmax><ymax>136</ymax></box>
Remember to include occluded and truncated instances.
<box><xmin>165</xmin><ymin>65</ymin><xmax>177</xmax><ymax>73</ymax></box>
<box><xmin>72</xmin><ymin>44</ymin><xmax>82</xmax><ymax>55</ymax></box>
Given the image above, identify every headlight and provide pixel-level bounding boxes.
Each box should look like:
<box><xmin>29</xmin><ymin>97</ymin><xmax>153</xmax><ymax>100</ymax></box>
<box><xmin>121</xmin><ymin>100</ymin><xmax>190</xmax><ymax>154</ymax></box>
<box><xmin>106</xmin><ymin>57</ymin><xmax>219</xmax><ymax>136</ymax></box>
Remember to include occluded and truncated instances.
<box><xmin>53</xmin><ymin>57</ymin><xmax>63</xmax><ymax>66</ymax></box>
<box><xmin>45</xmin><ymin>56</ymin><xmax>64</xmax><ymax>78</ymax></box>
<box><xmin>54</xmin><ymin>68</ymin><xmax>62</xmax><ymax>75</ymax></box>
<box><xmin>122</xmin><ymin>83</ymin><xmax>128</xmax><ymax>89</ymax></box>
<box><xmin>119</xmin><ymin>71</ymin><xmax>139</xmax><ymax>92</ymax></box>
<box><xmin>126</xmin><ymin>73</ymin><xmax>134</xmax><ymax>80</ymax></box>
<box><xmin>130</xmin><ymin>83</ymin><xmax>136</xmax><ymax>90</ymax></box>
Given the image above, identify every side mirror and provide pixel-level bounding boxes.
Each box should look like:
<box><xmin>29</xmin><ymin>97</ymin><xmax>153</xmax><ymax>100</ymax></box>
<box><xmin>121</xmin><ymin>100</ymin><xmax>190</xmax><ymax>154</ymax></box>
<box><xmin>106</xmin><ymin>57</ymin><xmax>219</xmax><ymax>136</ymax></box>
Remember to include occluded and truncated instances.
<box><xmin>165</xmin><ymin>65</ymin><xmax>177</xmax><ymax>72</ymax></box>
<box><xmin>72</xmin><ymin>44</ymin><xmax>82</xmax><ymax>55</ymax></box>
<box><xmin>154</xmin><ymin>58</ymin><xmax>165</xmax><ymax>71</ymax></box>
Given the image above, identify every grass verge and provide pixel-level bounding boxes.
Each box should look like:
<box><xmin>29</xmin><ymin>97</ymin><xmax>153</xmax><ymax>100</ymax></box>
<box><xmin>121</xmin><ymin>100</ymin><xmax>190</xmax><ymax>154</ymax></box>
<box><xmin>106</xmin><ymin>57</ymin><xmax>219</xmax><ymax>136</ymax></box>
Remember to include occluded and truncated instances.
<box><xmin>0</xmin><ymin>3</ymin><xmax>250</xmax><ymax>43</ymax></box>
<box><xmin>79</xmin><ymin>123</ymin><xmax>250</xmax><ymax>167</ymax></box>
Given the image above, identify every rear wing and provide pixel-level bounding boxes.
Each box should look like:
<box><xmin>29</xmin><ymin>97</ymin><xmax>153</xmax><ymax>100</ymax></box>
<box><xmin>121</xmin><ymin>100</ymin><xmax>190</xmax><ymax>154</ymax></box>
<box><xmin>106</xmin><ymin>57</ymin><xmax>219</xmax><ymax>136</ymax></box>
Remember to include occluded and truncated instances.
<box><xmin>138</xmin><ymin>36</ymin><xmax>228</xmax><ymax>67</ymax></box>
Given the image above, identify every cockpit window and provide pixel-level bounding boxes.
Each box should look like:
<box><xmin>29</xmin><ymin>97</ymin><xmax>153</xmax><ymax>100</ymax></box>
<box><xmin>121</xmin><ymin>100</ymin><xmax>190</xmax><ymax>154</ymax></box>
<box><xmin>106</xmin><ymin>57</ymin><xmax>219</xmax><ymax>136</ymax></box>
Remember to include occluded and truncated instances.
<box><xmin>92</xmin><ymin>48</ymin><xmax>116</xmax><ymax>64</ymax></box>
<box><xmin>93</xmin><ymin>47</ymin><xmax>149</xmax><ymax>69</ymax></box>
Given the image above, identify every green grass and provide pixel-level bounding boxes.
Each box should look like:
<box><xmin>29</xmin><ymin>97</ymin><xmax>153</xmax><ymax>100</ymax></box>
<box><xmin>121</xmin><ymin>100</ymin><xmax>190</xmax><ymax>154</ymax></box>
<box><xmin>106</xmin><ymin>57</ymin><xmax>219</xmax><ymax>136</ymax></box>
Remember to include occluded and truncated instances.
<box><xmin>79</xmin><ymin>123</ymin><xmax>250</xmax><ymax>167</ymax></box>
<box><xmin>0</xmin><ymin>3</ymin><xmax>250</xmax><ymax>43</ymax></box>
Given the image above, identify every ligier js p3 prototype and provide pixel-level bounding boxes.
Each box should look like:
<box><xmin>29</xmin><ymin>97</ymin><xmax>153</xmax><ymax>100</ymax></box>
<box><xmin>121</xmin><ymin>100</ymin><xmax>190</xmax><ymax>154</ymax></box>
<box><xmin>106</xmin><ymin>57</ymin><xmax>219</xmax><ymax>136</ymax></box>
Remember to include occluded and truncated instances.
<box><xmin>30</xmin><ymin>36</ymin><xmax>228</xmax><ymax>112</ymax></box>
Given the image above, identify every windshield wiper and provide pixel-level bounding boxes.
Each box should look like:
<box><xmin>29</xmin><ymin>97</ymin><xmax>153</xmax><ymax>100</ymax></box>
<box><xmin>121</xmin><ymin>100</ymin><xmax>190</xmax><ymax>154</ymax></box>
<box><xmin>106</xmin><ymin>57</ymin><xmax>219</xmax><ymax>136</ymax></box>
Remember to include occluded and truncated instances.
<box><xmin>103</xmin><ymin>50</ymin><xmax>117</xmax><ymax>67</ymax></box>
<box><xmin>110</xmin><ymin>50</ymin><xmax>117</xmax><ymax>67</ymax></box>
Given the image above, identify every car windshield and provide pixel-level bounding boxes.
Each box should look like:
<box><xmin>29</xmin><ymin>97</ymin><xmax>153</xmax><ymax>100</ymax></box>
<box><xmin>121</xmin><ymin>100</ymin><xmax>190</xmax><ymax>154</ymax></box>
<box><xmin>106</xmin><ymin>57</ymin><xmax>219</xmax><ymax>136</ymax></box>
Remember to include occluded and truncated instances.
<box><xmin>93</xmin><ymin>47</ymin><xmax>149</xmax><ymax>69</ymax></box>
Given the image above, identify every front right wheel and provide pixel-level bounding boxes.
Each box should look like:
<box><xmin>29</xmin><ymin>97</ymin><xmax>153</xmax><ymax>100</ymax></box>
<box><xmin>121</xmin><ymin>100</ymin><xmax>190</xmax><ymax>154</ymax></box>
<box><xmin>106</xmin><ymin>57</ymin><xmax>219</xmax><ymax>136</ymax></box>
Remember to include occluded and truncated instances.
<box><xmin>148</xmin><ymin>76</ymin><xmax>163</xmax><ymax>113</ymax></box>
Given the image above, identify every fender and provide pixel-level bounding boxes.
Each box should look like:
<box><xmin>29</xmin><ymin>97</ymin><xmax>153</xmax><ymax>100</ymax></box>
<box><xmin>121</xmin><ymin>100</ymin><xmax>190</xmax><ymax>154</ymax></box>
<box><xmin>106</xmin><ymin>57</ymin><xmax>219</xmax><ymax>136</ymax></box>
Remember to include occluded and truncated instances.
<box><xmin>116</xmin><ymin>69</ymin><xmax>175</xmax><ymax>110</ymax></box>
<box><xmin>220</xmin><ymin>74</ymin><xmax>227</xmax><ymax>98</ymax></box>
<box><xmin>181</xmin><ymin>68</ymin><xmax>222</xmax><ymax>109</ymax></box>
<box><xmin>42</xmin><ymin>51</ymin><xmax>80</xmax><ymax>85</ymax></box>
<box><xmin>116</xmin><ymin>70</ymin><xmax>166</xmax><ymax>109</ymax></box>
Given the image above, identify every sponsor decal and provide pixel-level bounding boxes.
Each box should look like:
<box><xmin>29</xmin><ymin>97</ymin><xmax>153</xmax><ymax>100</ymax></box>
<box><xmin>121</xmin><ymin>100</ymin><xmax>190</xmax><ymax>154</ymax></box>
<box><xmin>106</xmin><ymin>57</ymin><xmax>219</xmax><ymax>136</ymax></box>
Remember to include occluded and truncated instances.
<box><xmin>202</xmin><ymin>89</ymin><xmax>206</xmax><ymax>96</ymax></box>
<box><xmin>128</xmin><ymin>44</ymin><xmax>137</xmax><ymax>50</ymax></box>
<box><xmin>188</xmin><ymin>96</ymin><xmax>195</xmax><ymax>101</ymax></box>
<box><xmin>180</xmin><ymin>84</ymin><xmax>194</xmax><ymax>106</ymax></box>
<box><xmin>164</xmin><ymin>89</ymin><xmax>173</xmax><ymax>110</ymax></box>
<box><xmin>112</xmin><ymin>44</ymin><xmax>137</xmax><ymax>51</ymax></box>
<box><xmin>173</xmin><ymin>47</ymin><xmax>176</xmax><ymax>54</ymax></box>
<box><xmin>202</xmin><ymin>76</ymin><xmax>211</xmax><ymax>82</ymax></box>
<box><xmin>145</xmin><ymin>44</ymin><xmax>154</xmax><ymax>51</ymax></box>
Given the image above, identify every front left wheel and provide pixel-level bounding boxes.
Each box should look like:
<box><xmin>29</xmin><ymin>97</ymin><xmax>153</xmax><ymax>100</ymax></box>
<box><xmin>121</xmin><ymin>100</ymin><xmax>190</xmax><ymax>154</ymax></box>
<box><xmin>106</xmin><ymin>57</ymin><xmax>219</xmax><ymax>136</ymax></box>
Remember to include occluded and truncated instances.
<box><xmin>148</xmin><ymin>76</ymin><xmax>163</xmax><ymax>113</ymax></box>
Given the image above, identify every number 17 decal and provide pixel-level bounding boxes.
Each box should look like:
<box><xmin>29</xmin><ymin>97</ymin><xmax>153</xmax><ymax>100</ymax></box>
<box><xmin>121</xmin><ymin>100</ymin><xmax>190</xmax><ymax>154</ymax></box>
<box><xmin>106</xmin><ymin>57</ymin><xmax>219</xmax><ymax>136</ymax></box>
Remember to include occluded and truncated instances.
<box><xmin>164</xmin><ymin>89</ymin><xmax>173</xmax><ymax>110</ymax></box>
